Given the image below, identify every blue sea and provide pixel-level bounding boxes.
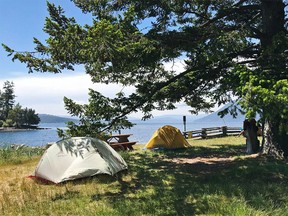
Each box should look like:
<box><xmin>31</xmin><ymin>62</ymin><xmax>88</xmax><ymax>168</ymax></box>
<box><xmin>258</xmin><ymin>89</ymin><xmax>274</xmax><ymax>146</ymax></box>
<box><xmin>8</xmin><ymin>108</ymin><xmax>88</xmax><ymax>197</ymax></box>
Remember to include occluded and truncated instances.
<box><xmin>0</xmin><ymin>118</ymin><xmax>243</xmax><ymax>147</ymax></box>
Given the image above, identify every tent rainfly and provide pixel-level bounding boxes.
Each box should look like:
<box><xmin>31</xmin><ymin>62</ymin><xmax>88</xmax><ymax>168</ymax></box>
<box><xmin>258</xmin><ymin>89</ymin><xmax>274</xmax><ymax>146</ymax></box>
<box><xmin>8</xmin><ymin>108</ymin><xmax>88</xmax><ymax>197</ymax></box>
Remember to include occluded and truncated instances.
<box><xmin>30</xmin><ymin>137</ymin><xmax>128</xmax><ymax>183</ymax></box>
<box><xmin>145</xmin><ymin>125</ymin><xmax>192</xmax><ymax>149</ymax></box>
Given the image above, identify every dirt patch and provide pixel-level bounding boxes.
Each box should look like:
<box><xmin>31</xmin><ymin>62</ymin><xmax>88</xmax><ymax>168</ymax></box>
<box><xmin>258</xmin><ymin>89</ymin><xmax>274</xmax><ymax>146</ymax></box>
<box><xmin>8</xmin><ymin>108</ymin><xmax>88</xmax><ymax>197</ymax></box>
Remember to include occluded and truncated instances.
<box><xmin>159</xmin><ymin>153</ymin><xmax>261</xmax><ymax>174</ymax></box>
<box><xmin>168</xmin><ymin>153</ymin><xmax>259</xmax><ymax>165</ymax></box>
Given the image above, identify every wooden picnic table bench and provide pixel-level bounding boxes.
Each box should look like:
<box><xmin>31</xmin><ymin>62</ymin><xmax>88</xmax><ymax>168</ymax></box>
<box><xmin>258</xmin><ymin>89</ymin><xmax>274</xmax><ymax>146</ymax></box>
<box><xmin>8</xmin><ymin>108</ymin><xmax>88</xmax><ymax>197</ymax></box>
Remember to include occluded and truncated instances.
<box><xmin>107</xmin><ymin>134</ymin><xmax>137</xmax><ymax>151</ymax></box>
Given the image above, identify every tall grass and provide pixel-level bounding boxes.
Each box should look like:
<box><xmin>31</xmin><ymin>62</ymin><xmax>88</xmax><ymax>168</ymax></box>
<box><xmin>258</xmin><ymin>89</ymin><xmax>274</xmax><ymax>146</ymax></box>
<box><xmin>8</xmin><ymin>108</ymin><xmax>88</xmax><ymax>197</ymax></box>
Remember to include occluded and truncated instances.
<box><xmin>1</xmin><ymin>136</ymin><xmax>288</xmax><ymax>215</ymax></box>
<box><xmin>0</xmin><ymin>146</ymin><xmax>45</xmax><ymax>165</ymax></box>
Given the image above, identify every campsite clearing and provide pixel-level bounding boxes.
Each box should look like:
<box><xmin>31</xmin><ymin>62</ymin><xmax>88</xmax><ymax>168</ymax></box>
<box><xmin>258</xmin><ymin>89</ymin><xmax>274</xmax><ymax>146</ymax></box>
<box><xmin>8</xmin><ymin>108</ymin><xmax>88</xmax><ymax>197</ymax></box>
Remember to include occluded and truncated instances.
<box><xmin>1</xmin><ymin>136</ymin><xmax>288</xmax><ymax>215</ymax></box>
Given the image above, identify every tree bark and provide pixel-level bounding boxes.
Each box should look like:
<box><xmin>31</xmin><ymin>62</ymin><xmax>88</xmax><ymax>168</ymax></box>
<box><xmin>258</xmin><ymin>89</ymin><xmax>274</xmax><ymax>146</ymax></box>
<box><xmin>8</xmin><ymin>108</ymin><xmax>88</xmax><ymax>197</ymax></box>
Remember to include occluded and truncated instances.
<box><xmin>260</xmin><ymin>0</ymin><xmax>287</xmax><ymax>158</ymax></box>
<box><xmin>260</xmin><ymin>0</ymin><xmax>285</xmax><ymax>47</ymax></box>
<box><xmin>262</xmin><ymin>120</ymin><xmax>279</xmax><ymax>156</ymax></box>
<box><xmin>262</xmin><ymin>118</ymin><xmax>288</xmax><ymax>159</ymax></box>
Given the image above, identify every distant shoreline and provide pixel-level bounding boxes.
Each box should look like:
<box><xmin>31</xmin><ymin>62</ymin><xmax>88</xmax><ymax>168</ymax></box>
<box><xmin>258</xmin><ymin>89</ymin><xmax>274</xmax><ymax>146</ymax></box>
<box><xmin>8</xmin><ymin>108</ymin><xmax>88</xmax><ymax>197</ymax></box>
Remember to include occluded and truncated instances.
<box><xmin>0</xmin><ymin>127</ymin><xmax>50</xmax><ymax>132</ymax></box>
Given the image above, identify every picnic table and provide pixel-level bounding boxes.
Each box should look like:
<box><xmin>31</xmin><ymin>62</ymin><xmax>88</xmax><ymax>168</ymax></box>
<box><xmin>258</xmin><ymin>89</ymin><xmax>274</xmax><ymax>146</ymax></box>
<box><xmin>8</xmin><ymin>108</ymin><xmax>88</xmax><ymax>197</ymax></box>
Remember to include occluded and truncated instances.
<box><xmin>106</xmin><ymin>134</ymin><xmax>137</xmax><ymax>151</ymax></box>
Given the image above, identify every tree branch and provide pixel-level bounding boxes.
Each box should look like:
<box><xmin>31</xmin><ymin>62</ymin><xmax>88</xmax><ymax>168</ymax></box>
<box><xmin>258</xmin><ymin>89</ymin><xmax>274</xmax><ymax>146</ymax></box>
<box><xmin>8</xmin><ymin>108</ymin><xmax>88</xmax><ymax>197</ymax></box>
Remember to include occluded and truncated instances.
<box><xmin>202</xmin><ymin>4</ymin><xmax>260</xmax><ymax>28</ymax></box>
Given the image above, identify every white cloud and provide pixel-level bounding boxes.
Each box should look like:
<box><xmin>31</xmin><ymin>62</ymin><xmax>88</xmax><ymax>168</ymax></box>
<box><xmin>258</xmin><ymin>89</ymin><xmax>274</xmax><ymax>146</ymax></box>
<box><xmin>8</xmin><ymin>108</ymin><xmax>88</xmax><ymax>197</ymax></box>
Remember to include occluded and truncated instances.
<box><xmin>0</xmin><ymin>59</ymin><xmax>192</xmax><ymax>118</ymax></box>
<box><xmin>163</xmin><ymin>59</ymin><xmax>186</xmax><ymax>73</ymax></box>
<box><xmin>0</xmin><ymin>73</ymin><xmax>135</xmax><ymax>116</ymax></box>
<box><xmin>148</xmin><ymin>103</ymin><xmax>193</xmax><ymax>117</ymax></box>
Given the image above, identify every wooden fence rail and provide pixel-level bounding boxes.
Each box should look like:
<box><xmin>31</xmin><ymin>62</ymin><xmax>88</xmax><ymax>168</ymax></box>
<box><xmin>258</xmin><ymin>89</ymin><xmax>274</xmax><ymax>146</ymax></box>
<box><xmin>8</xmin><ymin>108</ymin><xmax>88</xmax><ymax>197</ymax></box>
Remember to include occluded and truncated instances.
<box><xmin>183</xmin><ymin>126</ymin><xmax>242</xmax><ymax>139</ymax></box>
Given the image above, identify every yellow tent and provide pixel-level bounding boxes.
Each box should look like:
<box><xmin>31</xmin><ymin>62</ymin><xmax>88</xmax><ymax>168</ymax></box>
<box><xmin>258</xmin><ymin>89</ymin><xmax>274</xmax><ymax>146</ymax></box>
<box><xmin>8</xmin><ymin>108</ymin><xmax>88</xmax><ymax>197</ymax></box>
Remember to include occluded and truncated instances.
<box><xmin>145</xmin><ymin>125</ymin><xmax>192</xmax><ymax>149</ymax></box>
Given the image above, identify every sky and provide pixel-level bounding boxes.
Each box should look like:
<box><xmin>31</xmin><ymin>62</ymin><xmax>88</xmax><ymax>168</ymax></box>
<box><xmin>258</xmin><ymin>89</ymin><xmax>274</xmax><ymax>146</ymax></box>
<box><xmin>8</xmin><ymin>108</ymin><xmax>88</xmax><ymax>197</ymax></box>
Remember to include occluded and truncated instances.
<box><xmin>0</xmin><ymin>0</ymin><xmax>199</xmax><ymax>118</ymax></box>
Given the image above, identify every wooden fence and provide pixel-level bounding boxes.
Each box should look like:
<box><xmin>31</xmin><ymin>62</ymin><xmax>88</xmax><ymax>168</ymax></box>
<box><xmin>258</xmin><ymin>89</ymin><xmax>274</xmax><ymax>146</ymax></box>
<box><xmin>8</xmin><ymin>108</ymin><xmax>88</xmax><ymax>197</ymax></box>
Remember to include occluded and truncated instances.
<box><xmin>183</xmin><ymin>126</ymin><xmax>242</xmax><ymax>139</ymax></box>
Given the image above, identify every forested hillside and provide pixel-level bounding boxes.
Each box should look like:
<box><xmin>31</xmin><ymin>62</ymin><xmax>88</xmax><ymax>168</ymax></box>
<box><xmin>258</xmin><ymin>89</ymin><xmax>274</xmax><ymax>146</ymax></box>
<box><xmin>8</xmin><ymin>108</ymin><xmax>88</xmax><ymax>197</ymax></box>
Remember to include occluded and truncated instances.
<box><xmin>39</xmin><ymin>114</ymin><xmax>79</xmax><ymax>123</ymax></box>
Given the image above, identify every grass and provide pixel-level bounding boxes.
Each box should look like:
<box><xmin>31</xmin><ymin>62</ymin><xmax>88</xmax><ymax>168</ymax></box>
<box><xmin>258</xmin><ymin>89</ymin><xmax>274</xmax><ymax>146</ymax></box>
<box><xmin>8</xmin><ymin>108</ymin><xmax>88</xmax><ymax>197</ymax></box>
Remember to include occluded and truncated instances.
<box><xmin>1</xmin><ymin>136</ymin><xmax>288</xmax><ymax>215</ymax></box>
<box><xmin>0</xmin><ymin>146</ymin><xmax>45</xmax><ymax>165</ymax></box>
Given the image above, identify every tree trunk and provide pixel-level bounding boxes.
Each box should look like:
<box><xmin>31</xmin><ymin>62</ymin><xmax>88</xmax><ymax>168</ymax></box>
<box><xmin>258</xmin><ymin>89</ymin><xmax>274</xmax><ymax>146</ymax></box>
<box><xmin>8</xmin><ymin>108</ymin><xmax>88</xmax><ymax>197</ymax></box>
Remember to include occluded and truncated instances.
<box><xmin>260</xmin><ymin>0</ymin><xmax>285</xmax><ymax>47</ymax></box>
<box><xmin>262</xmin><ymin>118</ymin><xmax>288</xmax><ymax>159</ymax></box>
<box><xmin>260</xmin><ymin>0</ymin><xmax>287</xmax><ymax>158</ymax></box>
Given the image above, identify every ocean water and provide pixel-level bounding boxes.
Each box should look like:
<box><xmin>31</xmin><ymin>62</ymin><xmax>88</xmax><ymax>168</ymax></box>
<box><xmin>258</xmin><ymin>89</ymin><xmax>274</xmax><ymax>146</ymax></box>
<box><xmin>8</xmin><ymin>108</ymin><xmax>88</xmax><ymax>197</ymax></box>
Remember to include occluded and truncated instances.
<box><xmin>0</xmin><ymin>123</ymin><xmax>67</xmax><ymax>147</ymax></box>
<box><xmin>0</xmin><ymin>119</ymin><xmax>242</xmax><ymax>147</ymax></box>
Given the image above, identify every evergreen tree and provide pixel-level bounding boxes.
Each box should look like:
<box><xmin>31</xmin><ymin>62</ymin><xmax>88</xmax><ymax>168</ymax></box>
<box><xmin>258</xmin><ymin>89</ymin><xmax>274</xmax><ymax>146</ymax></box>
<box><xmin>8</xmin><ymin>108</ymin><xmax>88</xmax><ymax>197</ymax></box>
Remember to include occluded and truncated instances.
<box><xmin>0</xmin><ymin>81</ymin><xmax>40</xmax><ymax>128</ymax></box>
<box><xmin>7</xmin><ymin>103</ymin><xmax>24</xmax><ymax>128</ymax></box>
<box><xmin>0</xmin><ymin>81</ymin><xmax>15</xmax><ymax>120</ymax></box>
<box><xmin>3</xmin><ymin>1</ymin><xmax>288</xmax><ymax>157</ymax></box>
<box><xmin>22</xmin><ymin>108</ymin><xmax>40</xmax><ymax>126</ymax></box>
<box><xmin>7</xmin><ymin>105</ymin><xmax>40</xmax><ymax>128</ymax></box>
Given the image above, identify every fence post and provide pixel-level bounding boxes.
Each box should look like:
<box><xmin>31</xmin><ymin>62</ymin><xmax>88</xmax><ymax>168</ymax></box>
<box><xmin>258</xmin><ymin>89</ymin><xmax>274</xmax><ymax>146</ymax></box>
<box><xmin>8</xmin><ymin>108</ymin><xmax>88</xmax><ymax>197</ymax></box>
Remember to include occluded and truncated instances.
<box><xmin>188</xmin><ymin>132</ymin><xmax>192</xmax><ymax>139</ymax></box>
<box><xmin>201</xmin><ymin>128</ymin><xmax>207</xmax><ymax>139</ymax></box>
<box><xmin>183</xmin><ymin>116</ymin><xmax>186</xmax><ymax>132</ymax></box>
<box><xmin>222</xmin><ymin>126</ymin><xmax>227</xmax><ymax>136</ymax></box>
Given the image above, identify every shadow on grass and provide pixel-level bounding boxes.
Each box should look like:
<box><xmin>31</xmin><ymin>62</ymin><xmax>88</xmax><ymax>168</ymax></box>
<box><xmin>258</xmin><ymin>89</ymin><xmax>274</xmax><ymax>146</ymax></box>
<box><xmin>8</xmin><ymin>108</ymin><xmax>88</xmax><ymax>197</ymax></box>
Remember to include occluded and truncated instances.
<box><xmin>41</xmin><ymin>143</ymin><xmax>288</xmax><ymax>215</ymax></box>
<box><xmin>97</xmin><ymin>144</ymin><xmax>288</xmax><ymax>215</ymax></box>
<box><xmin>51</xmin><ymin>190</ymin><xmax>80</xmax><ymax>201</ymax></box>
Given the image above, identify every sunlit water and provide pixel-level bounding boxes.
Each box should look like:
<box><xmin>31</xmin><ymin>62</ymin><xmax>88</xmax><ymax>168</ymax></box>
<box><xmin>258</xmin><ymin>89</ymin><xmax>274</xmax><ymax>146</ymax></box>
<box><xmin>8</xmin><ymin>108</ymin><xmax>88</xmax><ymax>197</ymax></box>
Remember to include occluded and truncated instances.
<box><xmin>0</xmin><ymin>120</ymin><xmax>242</xmax><ymax>147</ymax></box>
<box><xmin>0</xmin><ymin>123</ymin><xmax>66</xmax><ymax>147</ymax></box>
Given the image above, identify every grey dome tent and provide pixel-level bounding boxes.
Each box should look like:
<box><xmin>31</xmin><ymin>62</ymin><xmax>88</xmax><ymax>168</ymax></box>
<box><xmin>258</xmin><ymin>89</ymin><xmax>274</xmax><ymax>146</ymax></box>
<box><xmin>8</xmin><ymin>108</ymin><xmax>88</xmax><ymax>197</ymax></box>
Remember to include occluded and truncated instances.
<box><xmin>30</xmin><ymin>137</ymin><xmax>128</xmax><ymax>183</ymax></box>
